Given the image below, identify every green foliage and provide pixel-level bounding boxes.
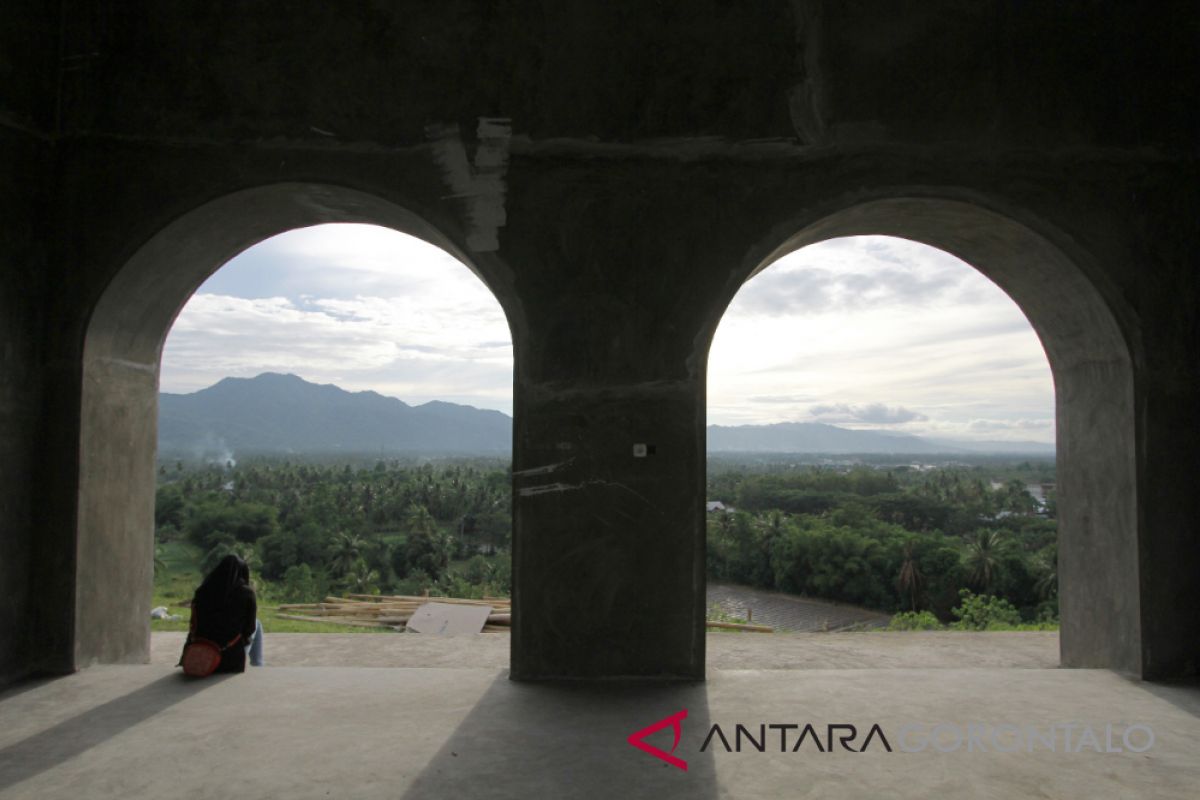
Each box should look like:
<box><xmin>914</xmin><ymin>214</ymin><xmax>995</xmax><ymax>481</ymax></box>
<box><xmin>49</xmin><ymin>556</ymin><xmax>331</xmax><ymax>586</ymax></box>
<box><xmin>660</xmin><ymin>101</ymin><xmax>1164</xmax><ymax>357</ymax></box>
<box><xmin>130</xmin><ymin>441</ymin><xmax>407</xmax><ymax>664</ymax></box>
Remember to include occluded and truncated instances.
<box><xmin>280</xmin><ymin>564</ymin><xmax>326</xmax><ymax>603</ymax></box>
<box><xmin>155</xmin><ymin>484</ymin><xmax>186</xmax><ymax>529</ymax></box>
<box><xmin>705</xmin><ymin>460</ymin><xmax>1057</xmax><ymax>620</ymax></box>
<box><xmin>706</xmin><ymin>603</ymin><xmax>749</xmax><ymax>626</ymax></box>
<box><xmin>393</xmin><ymin>568</ymin><xmax>434</xmax><ymax>596</ymax></box>
<box><xmin>341</xmin><ymin>558</ymin><xmax>381</xmax><ymax>594</ymax></box>
<box><xmin>950</xmin><ymin>590</ymin><xmax>1022</xmax><ymax>630</ymax></box>
<box><xmin>962</xmin><ymin>529</ymin><xmax>1008</xmax><ymax>593</ymax></box>
<box><xmin>187</xmin><ymin>499</ymin><xmax>279</xmax><ymax>547</ymax></box>
<box><xmin>328</xmin><ymin>531</ymin><xmax>368</xmax><ymax>577</ymax></box>
<box><xmin>888</xmin><ymin>611</ymin><xmax>943</xmax><ymax>630</ymax></box>
<box><xmin>155</xmin><ymin>458</ymin><xmax>512</xmax><ymax>601</ymax></box>
<box><xmin>154</xmin><ymin>455</ymin><xmax>1057</xmax><ymax>629</ymax></box>
<box><xmin>401</xmin><ymin>504</ymin><xmax>451</xmax><ymax>581</ymax></box>
<box><xmin>200</xmin><ymin>538</ymin><xmax>260</xmax><ymax>575</ymax></box>
<box><xmin>1033</xmin><ymin>544</ymin><xmax>1058</xmax><ymax>600</ymax></box>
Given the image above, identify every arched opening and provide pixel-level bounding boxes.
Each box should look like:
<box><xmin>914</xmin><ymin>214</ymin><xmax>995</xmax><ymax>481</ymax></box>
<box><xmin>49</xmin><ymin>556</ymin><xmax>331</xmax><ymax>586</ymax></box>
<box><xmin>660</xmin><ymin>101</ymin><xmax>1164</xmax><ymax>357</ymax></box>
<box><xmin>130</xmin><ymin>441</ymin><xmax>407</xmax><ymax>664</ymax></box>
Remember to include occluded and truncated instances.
<box><xmin>707</xmin><ymin>235</ymin><xmax>1057</xmax><ymax>643</ymax></box>
<box><xmin>76</xmin><ymin>184</ymin><xmax>519</xmax><ymax>668</ymax></box>
<box><xmin>703</xmin><ymin>198</ymin><xmax>1138</xmax><ymax>673</ymax></box>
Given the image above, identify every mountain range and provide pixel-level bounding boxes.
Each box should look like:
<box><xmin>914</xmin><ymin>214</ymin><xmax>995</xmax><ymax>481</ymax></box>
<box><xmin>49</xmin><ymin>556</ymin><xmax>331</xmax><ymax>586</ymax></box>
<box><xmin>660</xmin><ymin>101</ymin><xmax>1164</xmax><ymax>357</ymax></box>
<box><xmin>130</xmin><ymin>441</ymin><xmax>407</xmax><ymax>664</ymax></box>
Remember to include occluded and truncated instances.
<box><xmin>158</xmin><ymin>373</ymin><xmax>511</xmax><ymax>456</ymax></box>
<box><xmin>158</xmin><ymin>373</ymin><xmax>1054</xmax><ymax>457</ymax></box>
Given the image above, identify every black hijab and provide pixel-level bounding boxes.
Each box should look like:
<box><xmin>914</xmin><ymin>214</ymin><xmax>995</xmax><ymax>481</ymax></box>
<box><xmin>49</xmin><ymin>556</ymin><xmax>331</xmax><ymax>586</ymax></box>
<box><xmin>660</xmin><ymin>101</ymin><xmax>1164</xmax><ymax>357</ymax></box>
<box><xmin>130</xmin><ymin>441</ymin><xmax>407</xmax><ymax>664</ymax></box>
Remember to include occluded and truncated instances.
<box><xmin>195</xmin><ymin>554</ymin><xmax>250</xmax><ymax>608</ymax></box>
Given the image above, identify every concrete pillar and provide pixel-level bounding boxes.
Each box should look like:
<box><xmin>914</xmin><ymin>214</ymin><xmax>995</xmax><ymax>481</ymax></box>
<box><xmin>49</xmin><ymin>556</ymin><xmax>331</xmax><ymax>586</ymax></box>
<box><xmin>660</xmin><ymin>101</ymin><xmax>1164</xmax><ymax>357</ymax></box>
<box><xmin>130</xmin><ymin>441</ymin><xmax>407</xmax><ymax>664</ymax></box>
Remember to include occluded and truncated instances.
<box><xmin>1135</xmin><ymin>379</ymin><xmax>1200</xmax><ymax>679</ymax></box>
<box><xmin>1133</xmin><ymin>271</ymin><xmax>1200</xmax><ymax>679</ymax></box>
<box><xmin>510</xmin><ymin>380</ymin><xmax>706</xmax><ymax>680</ymax></box>
<box><xmin>75</xmin><ymin>354</ymin><xmax>158</xmax><ymax>667</ymax></box>
<box><xmin>504</xmin><ymin>172</ymin><xmax>715</xmax><ymax>680</ymax></box>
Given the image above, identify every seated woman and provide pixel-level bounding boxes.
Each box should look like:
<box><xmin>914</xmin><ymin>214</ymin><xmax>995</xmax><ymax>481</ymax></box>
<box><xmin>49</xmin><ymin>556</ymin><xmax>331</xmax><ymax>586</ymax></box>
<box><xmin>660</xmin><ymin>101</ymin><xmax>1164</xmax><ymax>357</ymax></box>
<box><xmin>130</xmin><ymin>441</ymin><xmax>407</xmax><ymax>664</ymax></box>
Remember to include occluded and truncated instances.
<box><xmin>184</xmin><ymin>554</ymin><xmax>264</xmax><ymax>671</ymax></box>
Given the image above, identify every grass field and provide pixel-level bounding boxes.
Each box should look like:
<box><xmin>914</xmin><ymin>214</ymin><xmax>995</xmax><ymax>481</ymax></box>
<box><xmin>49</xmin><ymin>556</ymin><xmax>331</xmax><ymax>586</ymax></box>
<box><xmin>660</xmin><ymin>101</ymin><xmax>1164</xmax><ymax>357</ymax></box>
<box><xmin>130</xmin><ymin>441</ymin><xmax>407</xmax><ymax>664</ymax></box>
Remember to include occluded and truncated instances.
<box><xmin>151</xmin><ymin>541</ymin><xmax>390</xmax><ymax>634</ymax></box>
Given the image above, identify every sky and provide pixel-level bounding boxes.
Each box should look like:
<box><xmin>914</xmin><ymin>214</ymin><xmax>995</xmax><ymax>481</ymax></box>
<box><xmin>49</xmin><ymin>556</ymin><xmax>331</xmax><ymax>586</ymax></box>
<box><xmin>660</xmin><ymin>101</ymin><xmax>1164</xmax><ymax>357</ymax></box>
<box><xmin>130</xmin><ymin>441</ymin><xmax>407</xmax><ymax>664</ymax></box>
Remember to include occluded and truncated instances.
<box><xmin>161</xmin><ymin>224</ymin><xmax>1055</xmax><ymax>443</ymax></box>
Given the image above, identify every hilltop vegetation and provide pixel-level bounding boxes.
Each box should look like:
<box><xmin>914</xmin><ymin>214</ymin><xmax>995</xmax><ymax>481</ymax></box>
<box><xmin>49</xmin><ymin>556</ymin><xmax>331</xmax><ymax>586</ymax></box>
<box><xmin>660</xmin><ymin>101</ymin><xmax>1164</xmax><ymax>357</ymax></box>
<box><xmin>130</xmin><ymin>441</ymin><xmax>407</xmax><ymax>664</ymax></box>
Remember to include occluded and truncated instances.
<box><xmin>706</xmin><ymin>460</ymin><xmax>1058</xmax><ymax>623</ymax></box>
<box><xmin>155</xmin><ymin>457</ymin><xmax>513</xmax><ymax>610</ymax></box>
<box><xmin>155</xmin><ymin>455</ymin><xmax>1057</xmax><ymax>628</ymax></box>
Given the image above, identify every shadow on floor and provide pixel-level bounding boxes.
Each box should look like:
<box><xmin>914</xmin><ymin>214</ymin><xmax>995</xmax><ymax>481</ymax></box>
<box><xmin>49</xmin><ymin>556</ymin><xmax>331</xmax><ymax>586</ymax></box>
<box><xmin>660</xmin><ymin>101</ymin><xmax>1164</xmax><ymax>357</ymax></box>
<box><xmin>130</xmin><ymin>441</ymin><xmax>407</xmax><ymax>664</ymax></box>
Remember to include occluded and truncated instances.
<box><xmin>400</xmin><ymin>676</ymin><xmax>719</xmax><ymax>799</ymax></box>
<box><xmin>0</xmin><ymin>672</ymin><xmax>232</xmax><ymax>792</ymax></box>
<box><xmin>1132</xmin><ymin>677</ymin><xmax>1200</xmax><ymax>720</ymax></box>
<box><xmin>0</xmin><ymin>673</ymin><xmax>71</xmax><ymax>704</ymax></box>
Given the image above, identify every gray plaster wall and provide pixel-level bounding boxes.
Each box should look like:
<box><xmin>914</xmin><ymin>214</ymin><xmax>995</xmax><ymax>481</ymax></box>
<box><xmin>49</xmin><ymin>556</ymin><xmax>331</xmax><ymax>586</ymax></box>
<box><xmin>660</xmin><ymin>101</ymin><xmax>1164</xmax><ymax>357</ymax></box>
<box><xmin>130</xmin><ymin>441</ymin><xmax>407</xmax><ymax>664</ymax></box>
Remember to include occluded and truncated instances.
<box><xmin>2</xmin><ymin>1</ymin><xmax>1197</xmax><ymax>683</ymax></box>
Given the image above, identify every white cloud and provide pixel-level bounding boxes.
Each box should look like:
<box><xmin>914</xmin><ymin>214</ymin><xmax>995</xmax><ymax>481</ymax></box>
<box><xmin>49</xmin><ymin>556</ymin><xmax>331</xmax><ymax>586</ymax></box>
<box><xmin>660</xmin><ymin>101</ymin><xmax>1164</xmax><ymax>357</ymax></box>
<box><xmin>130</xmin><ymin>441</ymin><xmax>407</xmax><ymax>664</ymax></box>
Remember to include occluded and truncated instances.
<box><xmin>809</xmin><ymin>403</ymin><xmax>929</xmax><ymax>425</ymax></box>
<box><xmin>708</xmin><ymin>236</ymin><xmax>1055</xmax><ymax>442</ymax></box>
<box><xmin>161</xmin><ymin>226</ymin><xmax>514</xmax><ymax>413</ymax></box>
<box><xmin>163</xmin><ymin>228</ymin><xmax>1054</xmax><ymax>442</ymax></box>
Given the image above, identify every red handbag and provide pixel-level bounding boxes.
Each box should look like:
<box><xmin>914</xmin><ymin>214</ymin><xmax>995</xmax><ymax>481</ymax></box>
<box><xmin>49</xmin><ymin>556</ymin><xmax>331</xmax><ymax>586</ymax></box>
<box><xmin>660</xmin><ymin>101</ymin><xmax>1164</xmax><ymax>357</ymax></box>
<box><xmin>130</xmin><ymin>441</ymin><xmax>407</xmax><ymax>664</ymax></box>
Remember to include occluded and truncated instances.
<box><xmin>180</xmin><ymin>633</ymin><xmax>241</xmax><ymax>677</ymax></box>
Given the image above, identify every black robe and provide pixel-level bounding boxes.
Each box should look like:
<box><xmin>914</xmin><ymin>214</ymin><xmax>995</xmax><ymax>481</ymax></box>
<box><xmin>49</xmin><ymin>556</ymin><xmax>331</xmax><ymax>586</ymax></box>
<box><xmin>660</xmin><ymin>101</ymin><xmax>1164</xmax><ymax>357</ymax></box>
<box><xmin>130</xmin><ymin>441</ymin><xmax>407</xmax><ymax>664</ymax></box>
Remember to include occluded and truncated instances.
<box><xmin>187</xmin><ymin>584</ymin><xmax>257</xmax><ymax>673</ymax></box>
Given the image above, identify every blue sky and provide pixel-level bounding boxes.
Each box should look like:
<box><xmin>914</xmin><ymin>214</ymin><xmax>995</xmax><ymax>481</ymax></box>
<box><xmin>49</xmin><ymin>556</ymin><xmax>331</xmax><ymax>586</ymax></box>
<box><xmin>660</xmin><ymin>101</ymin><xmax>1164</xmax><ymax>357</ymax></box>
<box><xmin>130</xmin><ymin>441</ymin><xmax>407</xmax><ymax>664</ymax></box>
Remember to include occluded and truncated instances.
<box><xmin>161</xmin><ymin>225</ymin><xmax>1055</xmax><ymax>442</ymax></box>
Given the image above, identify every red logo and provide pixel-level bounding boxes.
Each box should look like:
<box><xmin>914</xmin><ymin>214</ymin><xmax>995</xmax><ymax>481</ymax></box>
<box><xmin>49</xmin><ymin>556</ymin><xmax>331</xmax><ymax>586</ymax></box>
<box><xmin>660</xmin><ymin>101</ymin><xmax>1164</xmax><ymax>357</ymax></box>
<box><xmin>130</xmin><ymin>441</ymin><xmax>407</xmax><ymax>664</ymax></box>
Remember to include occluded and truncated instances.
<box><xmin>627</xmin><ymin>709</ymin><xmax>689</xmax><ymax>771</ymax></box>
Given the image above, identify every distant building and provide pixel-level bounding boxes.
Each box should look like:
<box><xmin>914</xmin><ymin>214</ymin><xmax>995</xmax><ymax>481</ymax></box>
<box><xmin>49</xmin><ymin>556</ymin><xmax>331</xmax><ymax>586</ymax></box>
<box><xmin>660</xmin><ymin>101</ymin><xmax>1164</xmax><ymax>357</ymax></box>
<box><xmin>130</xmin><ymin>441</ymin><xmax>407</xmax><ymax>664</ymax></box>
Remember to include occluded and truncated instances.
<box><xmin>706</xmin><ymin>501</ymin><xmax>734</xmax><ymax>513</ymax></box>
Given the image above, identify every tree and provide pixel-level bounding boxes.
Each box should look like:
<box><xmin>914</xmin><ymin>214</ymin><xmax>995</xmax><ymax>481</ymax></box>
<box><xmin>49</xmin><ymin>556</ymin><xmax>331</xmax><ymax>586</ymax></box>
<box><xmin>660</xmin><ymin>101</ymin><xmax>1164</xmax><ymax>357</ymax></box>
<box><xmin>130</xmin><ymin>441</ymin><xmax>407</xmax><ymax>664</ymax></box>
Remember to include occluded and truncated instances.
<box><xmin>401</xmin><ymin>503</ymin><xmax>451</xmax><ymax>581</ymax></box>
<box><xmin>1033</xmin><ymin>545</ymin><xmax>1058</xmax><ymax>600</ymax></box>
<box><xmin>281</xmin><ymin>563</ymin><xmax>324</xmax><ymax>603</ymax></box>
<box><xmin>343</xmin><ymin>558</ymin><xmax>380</xmax><ymax>594</ymax></box>
<box><xmin>962</xmin><ymin>529</ymin><xmax>1006</xmax><ymax>594</ymax></box>
<box><xmin>328</xmin><ymin>531</ymin><xmax>367</xmax><ymax>578</ymax></box>
<box><xmin>896</xmin><ymin>539</ymin><xmax>924</xmax><ymax>611</ymax></box>
<box><xmin>201</xmin><ymin>537</ymin><xmax>259</xmax><ymax>576</ymax></box>
<box><xmin>951</xmin><ymin>590</ymin><xmax>1022</xmax><ymax>630</ymax></box>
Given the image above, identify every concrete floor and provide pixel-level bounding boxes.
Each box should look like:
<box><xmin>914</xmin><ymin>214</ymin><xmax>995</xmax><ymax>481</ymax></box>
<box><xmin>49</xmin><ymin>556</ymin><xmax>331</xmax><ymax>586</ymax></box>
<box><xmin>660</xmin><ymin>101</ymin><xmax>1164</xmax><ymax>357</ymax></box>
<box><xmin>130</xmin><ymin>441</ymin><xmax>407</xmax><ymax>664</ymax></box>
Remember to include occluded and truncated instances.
<box><xmin>3</xmin><ymin>636</ymin><xmax>1197</xmax><ymax>799</ymax></box>
<box><xmin>149</xmin><ymin>630</ymin><xmax>1061</xmax><ymax>669</ymax></box>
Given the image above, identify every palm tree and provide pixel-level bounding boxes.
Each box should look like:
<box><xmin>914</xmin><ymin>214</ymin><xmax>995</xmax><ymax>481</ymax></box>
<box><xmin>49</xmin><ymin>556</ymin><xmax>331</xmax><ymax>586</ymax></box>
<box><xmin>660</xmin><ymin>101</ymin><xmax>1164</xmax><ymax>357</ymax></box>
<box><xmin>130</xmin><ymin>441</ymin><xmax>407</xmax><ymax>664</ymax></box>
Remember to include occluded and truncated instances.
<box><xmin>1034</xmin><ymin>546</ymin><xmax>1058</xmax><ymax>600</ymax></box>
<box><xmin>896</xmin><ymin>540</ymin><xmax>924</xmax><ymax>611</ymax></box>
<box><xmin>405</xmin><ymin>503</ymin><xmax>437</xmax><ymax>537</ymax></box>
<box><xmin>328</xmin><ymin>531</ymin><xmax>366</xmax><ymax>577</ymax></box>
<box><xmin>344</xmin><ymin>558</ymin><xmax>380</xmax><ymax>594</ymax></box>
<box><xmin>963</xmin><ymin>529</ymin><xmax>1006</xmax><ymax>594</ymax></box>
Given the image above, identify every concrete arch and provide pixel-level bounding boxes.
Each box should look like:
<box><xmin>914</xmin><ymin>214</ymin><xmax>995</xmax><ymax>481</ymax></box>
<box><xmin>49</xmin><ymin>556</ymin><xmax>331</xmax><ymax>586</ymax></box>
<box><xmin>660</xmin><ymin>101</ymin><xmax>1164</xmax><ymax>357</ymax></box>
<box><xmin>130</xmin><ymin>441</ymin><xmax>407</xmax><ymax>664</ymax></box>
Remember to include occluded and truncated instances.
<box><xmin>706</xmin><ymin>197</ymin><xmax>1140</xmax><ymax>674</ymax></box>
<box><xmin>76</xmin><ymin>182</ymin><xmax>518</xmax><ymax>667</ymax></box>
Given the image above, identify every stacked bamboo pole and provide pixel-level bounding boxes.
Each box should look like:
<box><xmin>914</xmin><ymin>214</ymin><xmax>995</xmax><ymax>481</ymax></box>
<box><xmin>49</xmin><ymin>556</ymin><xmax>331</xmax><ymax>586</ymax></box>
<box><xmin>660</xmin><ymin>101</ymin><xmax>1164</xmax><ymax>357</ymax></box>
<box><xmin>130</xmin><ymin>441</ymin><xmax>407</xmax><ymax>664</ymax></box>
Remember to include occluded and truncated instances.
<box><xmin>276</xmin><ymin>593</ymin><xmax>512</xmax><ymax>632</ymax></box>
<box><xmin>276</xmin><ymin>593</ymin><xmax>772</xmax><ymax>634</ymax></box>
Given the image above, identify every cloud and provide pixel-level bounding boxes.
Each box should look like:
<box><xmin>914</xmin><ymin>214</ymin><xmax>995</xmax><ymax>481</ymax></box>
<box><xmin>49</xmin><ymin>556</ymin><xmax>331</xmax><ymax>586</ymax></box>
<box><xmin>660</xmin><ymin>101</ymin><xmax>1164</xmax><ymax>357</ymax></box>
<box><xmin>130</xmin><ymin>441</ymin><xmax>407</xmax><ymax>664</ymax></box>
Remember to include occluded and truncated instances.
<box><xmin>967</xmin><ymin>418</ymin><xmax>1054</xmax><ymax>433</ymax></box>
<box><xmin>198</xmin><ymin>223</ymin><xmax>495</xmax><ymax>303</ymax></box>
<box><xmin>163</xmin><ymin>245</ymin><xmax>515</xmax><ymax>413</ymax></box>
<box><xmin>733</xmin><ymin>237</ymin><xmax>985</xmax><ymax>318</ymax></box>
<box><xmin>808</xmin><ymin>402</ymin><xmax>929</xmax><ymax>425</ymax></box>
<box><xmin>748</xmin><ymin>394</ymin><xmax>818</xmax><ymax>404</ymax></box>
<box><xmin>162</xmin><ymin>229</ymin><xmax>1053</xmax><ymax>439</ymax></box>
<box><xmin>707</xmin><ymin>235</ymin><xmax>1054</xmax><ymax>440</ymax></box>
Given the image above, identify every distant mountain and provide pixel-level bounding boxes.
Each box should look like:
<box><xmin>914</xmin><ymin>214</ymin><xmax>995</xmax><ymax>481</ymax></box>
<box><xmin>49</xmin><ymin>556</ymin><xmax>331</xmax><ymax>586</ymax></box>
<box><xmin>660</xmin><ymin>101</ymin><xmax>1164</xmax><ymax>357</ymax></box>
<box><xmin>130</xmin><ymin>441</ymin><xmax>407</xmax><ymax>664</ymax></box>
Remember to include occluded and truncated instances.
<box><xmin>159</xmin><ymin>374</ymin><xmax>1054</xmax><ymax>457</ymax></box>
<box><xmin>923</xmin><ymin>437</ymin><xmax>1056</xmax><ymax>455</ymax></box>
<box><xmin>706</xmin><ymin>421</ymin><xmax>1054</xmax><ymax>456</ymax></box>
<box><xmin>158</xmin><ymin>373</ymin><xmax>511</xmax><ymax>456</ymax></box>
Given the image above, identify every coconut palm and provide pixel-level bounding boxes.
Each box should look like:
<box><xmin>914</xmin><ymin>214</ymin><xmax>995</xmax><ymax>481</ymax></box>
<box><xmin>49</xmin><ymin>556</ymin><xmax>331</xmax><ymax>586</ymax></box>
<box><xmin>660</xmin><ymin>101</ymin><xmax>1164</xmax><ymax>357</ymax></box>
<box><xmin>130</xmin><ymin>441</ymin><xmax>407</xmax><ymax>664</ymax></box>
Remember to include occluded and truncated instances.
<box><xmin>343</xmin><ymin>558</ymin><xmax>380</xmax><ymax>594</ymax></box>
<box><xmin>896</xmin><ymin>539</ymin><xmax>924</xmax><ymax>611</ymax></box>
<box><xmin>962</xmin><ymin>529</ymin><xmax>1006</xmax><ymax>594</ymax></box>
<box><xmin>328</xmin><ymin>531</ymin><xmax>367</xmax><ymax>577</ymax></box>
<box><xmin>1034</xmin><ymin>546</ymin><xmax>1058</xmax><ymax>600</ymax></box>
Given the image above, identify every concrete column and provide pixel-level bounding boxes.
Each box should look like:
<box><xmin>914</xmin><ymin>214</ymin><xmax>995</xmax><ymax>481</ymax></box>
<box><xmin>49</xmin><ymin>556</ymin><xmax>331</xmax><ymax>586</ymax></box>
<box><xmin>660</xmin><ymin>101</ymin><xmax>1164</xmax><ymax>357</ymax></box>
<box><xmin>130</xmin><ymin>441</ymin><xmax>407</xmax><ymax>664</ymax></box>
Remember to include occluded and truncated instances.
<box><xmin>1135</xmin><ymin>338</ymin><xmax>1200</xmax><ymax>679</ymax></box>
<box><xmin>503</xmin><ymin>171</ymin><xmax>717</xmax><ymax>680</ymax></box>
<box><xmin>74</xmin><ymin>355</ymin><xmax>158</xmax><ymax>667</ymax></box>
<box><xmin>510</xmin><ymin>379</ymin><xmax>706</xmax><ymax>680</ymax></box>
<box><xmin>1056</xmin><ymin>358</ymin><xmax>1141</xmax><ymax>675</ymax></box>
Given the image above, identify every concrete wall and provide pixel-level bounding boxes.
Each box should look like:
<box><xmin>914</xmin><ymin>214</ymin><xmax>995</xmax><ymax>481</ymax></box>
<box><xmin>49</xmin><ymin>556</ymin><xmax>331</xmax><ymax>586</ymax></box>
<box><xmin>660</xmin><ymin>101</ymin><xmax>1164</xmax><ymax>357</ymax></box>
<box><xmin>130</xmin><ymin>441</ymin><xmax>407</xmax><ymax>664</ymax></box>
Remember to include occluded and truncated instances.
<box><xmin>0</xmin><ymin>129</ymin><xmax>50</xmax><ymax>685</ymax></box>
<box><xmin>1</xmin><ymin>1</ymin><xmax>1197</xmax><ymax>683</ymax></box>
<box><xmin>0</xmin><ymin>0</ymin><xmax>57</xmax><ymax>684</ymax></box>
